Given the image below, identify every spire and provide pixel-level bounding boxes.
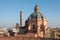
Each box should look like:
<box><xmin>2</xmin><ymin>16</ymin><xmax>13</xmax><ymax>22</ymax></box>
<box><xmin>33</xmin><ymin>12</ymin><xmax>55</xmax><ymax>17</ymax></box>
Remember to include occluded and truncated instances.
<box><xmin>34</xmin><ymin>5</ymin><xmax>40</xmax><ymax>13</ymax></box>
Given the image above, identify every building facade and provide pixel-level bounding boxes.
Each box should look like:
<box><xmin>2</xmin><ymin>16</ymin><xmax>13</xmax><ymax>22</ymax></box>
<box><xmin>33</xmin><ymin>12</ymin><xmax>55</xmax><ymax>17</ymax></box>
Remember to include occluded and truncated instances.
<box><xmin>0</xmin><ymin>27</ymin><xmax>8</xmax><ymax>35</ymax></box>
<box><xmin>20</xmin><ymin>5</ymin><xmax>48</xmax><ymax>38</ymax></box>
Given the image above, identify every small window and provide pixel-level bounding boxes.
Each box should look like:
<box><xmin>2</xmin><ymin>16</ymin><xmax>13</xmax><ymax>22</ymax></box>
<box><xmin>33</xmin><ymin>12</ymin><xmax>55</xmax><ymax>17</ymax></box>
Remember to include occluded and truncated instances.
<box><xmin>32</xmin><ymin>25</ymin><xmax>36</xmax><ymax>33</ymax></box>
<box><xmin>40</xmin><ymin>25</ymin><xmax>43</xmax><ymax>31</ymax></box>
<box><xmin>33</xmin><ymin>25</ymin><xmax>35</xmax><ymax>29</ymax></box>
<box><xmin>40</xmin><ymin>25</ymin><xmax>43</xmax><ymax>29</ymax></box>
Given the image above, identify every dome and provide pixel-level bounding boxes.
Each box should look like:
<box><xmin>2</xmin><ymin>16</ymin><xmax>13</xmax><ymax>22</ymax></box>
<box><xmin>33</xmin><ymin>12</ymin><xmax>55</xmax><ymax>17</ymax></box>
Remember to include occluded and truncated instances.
<box><xmin>29</xmin><ymin>12</ymin><xmax>46</xmax><ymax>19</ymax></box>
<box><xmin>28</xmin><ymin>5</ymin><xmax>46</xmax><ymax>20</ymax></box>
<box><xmin>28</xmin><ymin>5</ymin><xmax>46</xmax><ymax>19</ymax></box>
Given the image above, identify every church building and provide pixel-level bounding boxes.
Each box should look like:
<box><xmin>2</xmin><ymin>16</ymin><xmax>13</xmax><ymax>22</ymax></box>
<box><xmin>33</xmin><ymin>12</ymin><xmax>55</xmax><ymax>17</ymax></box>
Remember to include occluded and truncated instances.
<box><xmin>19</xmin><ymin>5</ymin><xmax>48</xmax><ymax>38</ymax></box>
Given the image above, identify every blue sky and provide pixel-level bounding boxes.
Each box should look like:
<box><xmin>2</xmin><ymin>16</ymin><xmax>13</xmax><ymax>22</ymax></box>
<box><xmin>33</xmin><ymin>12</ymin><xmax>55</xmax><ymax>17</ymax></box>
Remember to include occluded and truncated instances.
<box><xmin>0</xmin><ymin>0</ymin><xmax>60</xmax><ymax>28</ymax></box>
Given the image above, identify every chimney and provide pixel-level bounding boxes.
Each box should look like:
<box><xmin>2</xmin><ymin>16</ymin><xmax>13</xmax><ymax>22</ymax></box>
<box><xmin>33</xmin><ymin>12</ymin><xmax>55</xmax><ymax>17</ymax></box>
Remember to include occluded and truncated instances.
<box><xmin>20</xmin><ymin>11</ymin><xmax>23</xmax><ymax>27</ymax></box>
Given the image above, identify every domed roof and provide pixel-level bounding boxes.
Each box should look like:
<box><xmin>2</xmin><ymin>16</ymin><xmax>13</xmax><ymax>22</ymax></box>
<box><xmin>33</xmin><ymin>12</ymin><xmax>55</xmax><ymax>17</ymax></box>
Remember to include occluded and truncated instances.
<box><xmin>29</xmin><ymin>12</ymin><xmax>46</xmax><ymax>19</ymax></box>
<box><xmin>28</xmin><ymin>5</ymin><xmax>46</xmax><ymax>20</ymax></box>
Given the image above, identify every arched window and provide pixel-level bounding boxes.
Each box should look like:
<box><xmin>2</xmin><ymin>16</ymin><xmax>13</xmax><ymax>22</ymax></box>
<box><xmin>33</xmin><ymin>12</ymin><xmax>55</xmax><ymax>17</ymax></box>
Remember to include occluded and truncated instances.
<box><xmin>40</xmin><ymin>25</ymin><xmax>43</xmax><ymax>31</ymax></box>
<box><xmin>33</xmin><ymin>25</ymin><xmax>35</xmax><ymax>29</ymax></box>
<box><xmin>32</xmin><ymin>25</ymin><xmax>36</xmax><ymax>33</ymax></box>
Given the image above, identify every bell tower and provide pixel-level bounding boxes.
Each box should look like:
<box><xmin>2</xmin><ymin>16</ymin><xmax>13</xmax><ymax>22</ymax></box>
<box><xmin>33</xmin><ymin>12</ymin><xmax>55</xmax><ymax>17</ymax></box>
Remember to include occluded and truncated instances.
<box><xmin>20</xmin><ymin>11</ymin><xmax>23</xmax><ymax>27</ymax></box>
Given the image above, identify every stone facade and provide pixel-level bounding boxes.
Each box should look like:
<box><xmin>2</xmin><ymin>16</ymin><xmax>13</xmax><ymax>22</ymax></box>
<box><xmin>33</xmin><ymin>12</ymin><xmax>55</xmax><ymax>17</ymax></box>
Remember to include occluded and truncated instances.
<box><xmin>44</xmin><ymin>28</ymin><xmax>60</xmax><ymax>39</ymax></box>
<box><xmin>23</xmin><ymin>5</ymin><xmax>48</xmax><ymax>38</ymax></box>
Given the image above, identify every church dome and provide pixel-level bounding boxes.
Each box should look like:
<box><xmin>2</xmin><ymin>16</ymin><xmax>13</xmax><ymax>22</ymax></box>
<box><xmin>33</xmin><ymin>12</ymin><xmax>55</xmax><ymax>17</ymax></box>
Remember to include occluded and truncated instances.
<box><xmin>28</xmin><ymin>5</ymin><xmax>46</xmax><ymax>20</ymax></box>
<box><xmin>29</xmin><ymin>12</ymin><xmax>46</xmax><ymax>19</ymax></box>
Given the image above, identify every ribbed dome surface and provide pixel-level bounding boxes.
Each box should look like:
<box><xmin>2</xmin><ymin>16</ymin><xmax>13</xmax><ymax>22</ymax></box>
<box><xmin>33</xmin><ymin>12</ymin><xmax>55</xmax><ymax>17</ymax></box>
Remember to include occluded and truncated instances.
<box><xmin>29</xmin><ymin>12</ymin><xmax>46</xmax><ymax>19</ymax></box>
